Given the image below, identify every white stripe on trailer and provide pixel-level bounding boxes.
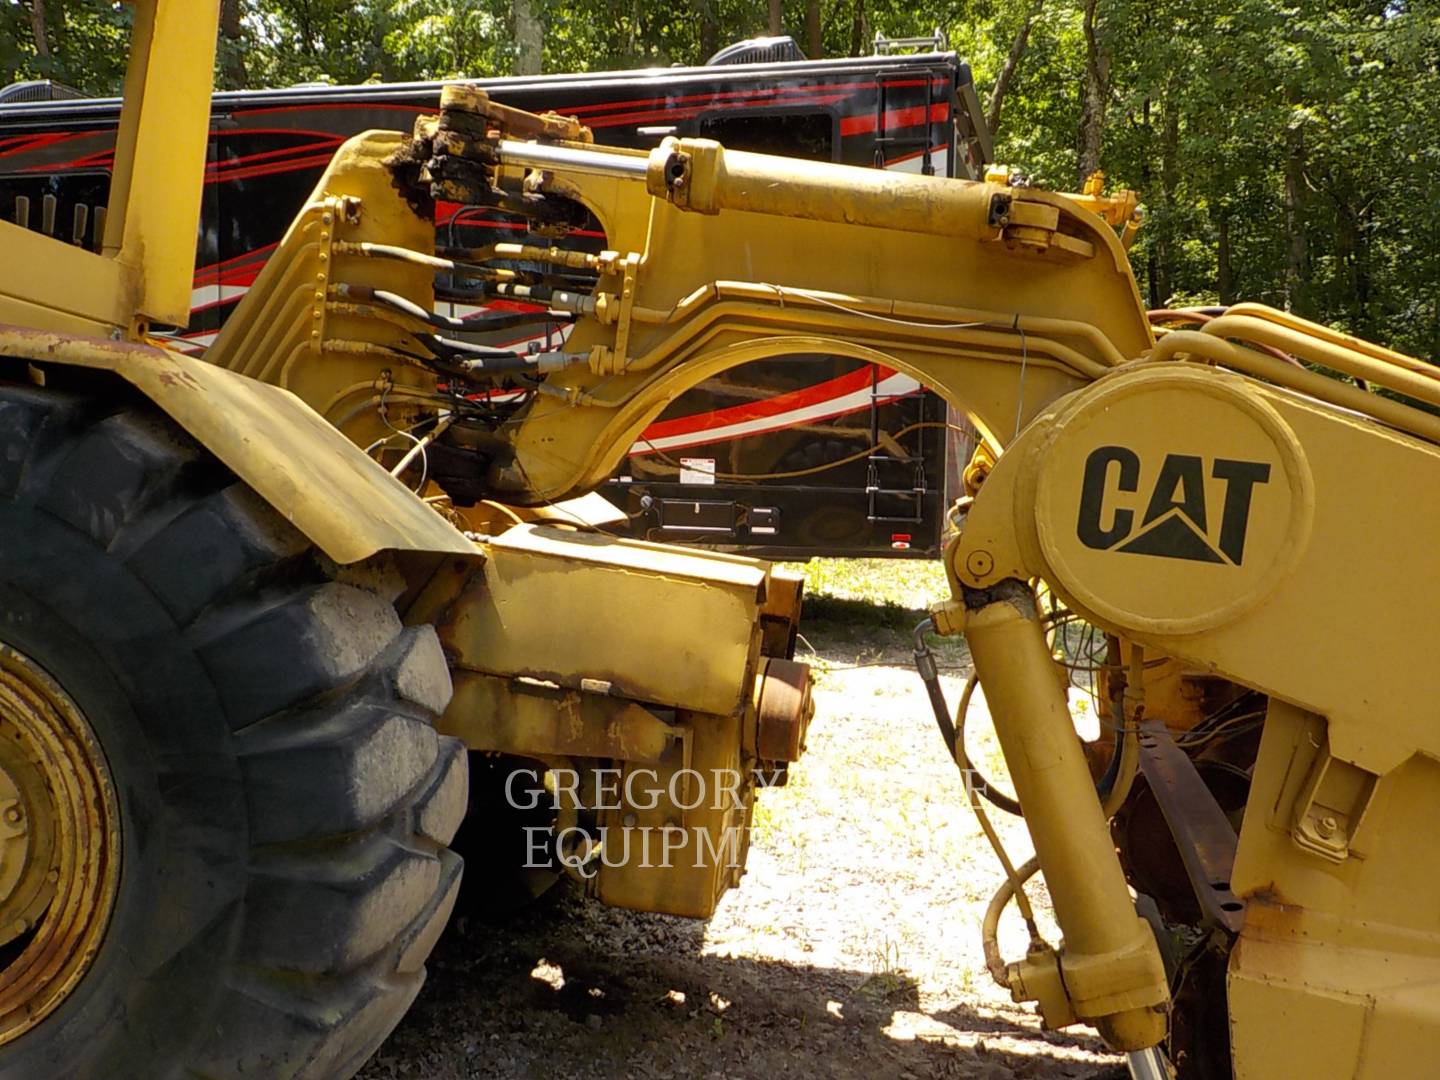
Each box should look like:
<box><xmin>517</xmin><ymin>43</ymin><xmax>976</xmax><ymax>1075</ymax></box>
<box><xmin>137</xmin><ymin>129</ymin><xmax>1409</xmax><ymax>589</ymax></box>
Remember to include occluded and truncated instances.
<box><xmin>190</xmin><ymin>284</ymin><xmax>252</xmax><ymax>312</ymax></box>
<box><xmin>632</xmin><ymin>371</ymin><xmax>922</xmax><ymax>454</ymax></box>
<box><xmin>885</xmin><ymin>147</ymin><xmax>949</xmax><ymax>175</ymax></box>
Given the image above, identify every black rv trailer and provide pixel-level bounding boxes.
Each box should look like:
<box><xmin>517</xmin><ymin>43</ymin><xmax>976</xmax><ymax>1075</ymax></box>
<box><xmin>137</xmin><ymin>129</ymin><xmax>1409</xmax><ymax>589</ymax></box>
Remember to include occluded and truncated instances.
<box><xmin>0</xmin><ymin>41</ymin><xmax>990</xmax><ymax>558</ymax></box>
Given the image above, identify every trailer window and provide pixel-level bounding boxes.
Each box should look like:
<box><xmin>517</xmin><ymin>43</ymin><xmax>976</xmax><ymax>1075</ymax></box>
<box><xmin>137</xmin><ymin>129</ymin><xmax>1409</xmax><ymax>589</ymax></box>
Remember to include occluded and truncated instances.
<box><xmin>695</xmin><ymin>110</ymin><xmax>836</xmax><ymax>162</ymax></box>
<box><xmin>0</xmin><ymin>170</ymin><xmax>110</xmax><ymax>252</ymax></box>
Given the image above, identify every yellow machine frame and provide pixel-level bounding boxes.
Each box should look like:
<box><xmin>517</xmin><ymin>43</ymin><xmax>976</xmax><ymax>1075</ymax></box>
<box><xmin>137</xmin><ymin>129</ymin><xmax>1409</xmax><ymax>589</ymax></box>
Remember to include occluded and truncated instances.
<box><xmin>3</xmin><ymin>7</ymin><xmax>1439</xmax><ymax>1077</ymax></box>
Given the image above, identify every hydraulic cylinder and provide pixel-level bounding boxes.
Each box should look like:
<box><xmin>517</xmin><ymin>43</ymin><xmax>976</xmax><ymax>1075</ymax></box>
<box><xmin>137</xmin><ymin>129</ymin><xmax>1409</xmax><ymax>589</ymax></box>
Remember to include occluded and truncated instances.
<box><xmin>963</xmin><ymin>579</ymin><xmax>1168</xmax><ymax>1050</ymax></box>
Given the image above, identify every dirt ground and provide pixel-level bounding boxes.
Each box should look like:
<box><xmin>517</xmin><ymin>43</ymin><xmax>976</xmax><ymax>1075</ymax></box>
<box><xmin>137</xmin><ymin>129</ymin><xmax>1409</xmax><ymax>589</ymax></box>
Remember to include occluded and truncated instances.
<box><xmin>359</xmin><ymin>561</ymin><xmax>1122</xmax><ymax>1080</ymax></box>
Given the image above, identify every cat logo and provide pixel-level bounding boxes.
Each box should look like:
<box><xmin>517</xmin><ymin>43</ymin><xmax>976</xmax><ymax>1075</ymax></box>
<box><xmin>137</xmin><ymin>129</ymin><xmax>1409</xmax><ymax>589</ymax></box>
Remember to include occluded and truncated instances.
<box><xmin>1076</xmin><ymin>445</ymin><xmax>1271</xmax><ymax>565</ymax></box>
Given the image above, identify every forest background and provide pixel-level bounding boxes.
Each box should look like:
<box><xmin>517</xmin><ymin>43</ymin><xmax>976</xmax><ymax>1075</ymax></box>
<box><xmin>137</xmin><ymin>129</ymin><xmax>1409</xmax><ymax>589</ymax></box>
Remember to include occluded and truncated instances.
<box><xmin>4</xmin><ymin>0</ymin><xmax>1438</xmax><ymax>361</ymax></box>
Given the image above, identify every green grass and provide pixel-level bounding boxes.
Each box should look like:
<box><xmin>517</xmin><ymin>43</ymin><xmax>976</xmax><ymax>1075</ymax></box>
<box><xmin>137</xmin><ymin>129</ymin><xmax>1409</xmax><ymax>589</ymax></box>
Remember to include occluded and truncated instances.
<box><xmin>781</xmin><ymin>558</ymin><xmax>949</xmax><ymax>609</ymax></box>
<box><xmin>780</xmin><ymin>558</ymin><xmax>950</xmax><ymax>630</ymax></box>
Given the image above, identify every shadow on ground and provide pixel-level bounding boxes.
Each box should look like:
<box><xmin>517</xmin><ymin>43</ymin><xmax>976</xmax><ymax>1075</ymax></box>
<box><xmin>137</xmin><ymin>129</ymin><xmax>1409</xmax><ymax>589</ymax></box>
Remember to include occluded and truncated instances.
<box><xmin>360</xmin><ymin>886</ymin><xmax>1112</xmax><ymax>1080</ymax></box>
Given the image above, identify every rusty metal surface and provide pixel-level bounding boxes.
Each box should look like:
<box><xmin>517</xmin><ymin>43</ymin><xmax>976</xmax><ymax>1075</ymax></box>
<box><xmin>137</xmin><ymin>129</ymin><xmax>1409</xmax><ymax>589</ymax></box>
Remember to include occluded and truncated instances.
<box><xmin>754</xmin><ymin>658</ymin><xmax>813</xmax><ymax>763</ymax></box>
<box><xmin>0</xmin><ymin>643</ymin><xmax>120</xmax><ymax>1046</ymax></box>
<box><xmin>1135</xmin><ymin>719</ymin><xmax>1245</xmax><ymax>934</ymax></box>
<box><xmin>758</xmin><ymin>568</ymin><xmax>804</xmax><ymax>660</ymax></box>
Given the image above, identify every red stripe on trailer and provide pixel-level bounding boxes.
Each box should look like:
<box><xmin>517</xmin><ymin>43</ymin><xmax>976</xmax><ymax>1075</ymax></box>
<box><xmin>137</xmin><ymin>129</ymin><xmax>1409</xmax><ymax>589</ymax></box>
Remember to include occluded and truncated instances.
<box><xmin>194</xmin><ymin>241</ymin><xmax>280</xmax><ymax>278</ymax></box>
<box><xmin>839</xmin><ymin>102</ymin><xmax>949</xmax><ymax>138</ymax></box>
<box><xmin>209</xmin><ymin>152</ymin><xmax>341</xmax><ymax>185</ymax></box>
<box><xmin>557</xmin><ymin>77</ymin><xmax>940</xmax><ymax>118</ymax></box>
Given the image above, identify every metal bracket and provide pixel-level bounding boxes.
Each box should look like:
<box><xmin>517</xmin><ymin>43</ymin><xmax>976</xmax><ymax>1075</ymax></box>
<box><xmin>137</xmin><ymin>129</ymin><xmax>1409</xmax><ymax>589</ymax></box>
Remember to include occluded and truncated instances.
<box><xmin>307</xmin><ymin>196</ymin><xmax>354</xmax><ymax>352</ymax></box>
<box><xmin>590</xmin><ymin>250</ymin><xmax>641</xmax><ymax>375</ymax></box>
<box><xmin>1290</xmin><ymin>735</ymin><xmax>1378</xmax><ymax>863</ymax></box>
<box><xmin>1135</xmin><ymin>719</ymin><xmax>1246</xmax><ymax>934</ymax></box>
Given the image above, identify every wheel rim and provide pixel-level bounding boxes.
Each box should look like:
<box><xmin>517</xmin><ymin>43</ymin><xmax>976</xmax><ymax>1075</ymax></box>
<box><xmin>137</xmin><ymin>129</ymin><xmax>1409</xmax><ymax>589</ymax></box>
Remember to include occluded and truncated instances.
<box><xmin>0</xmin><ymin>643</ymin><xmax>120</xmax><ymax>1045</ymax></box>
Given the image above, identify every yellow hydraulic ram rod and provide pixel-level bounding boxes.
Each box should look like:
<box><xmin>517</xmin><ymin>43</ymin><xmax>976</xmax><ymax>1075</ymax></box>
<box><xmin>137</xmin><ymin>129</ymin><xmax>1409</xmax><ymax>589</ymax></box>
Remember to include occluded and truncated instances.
<box><xmin>960</xmin><ymin>580</ymin><xmax>1168</xmax><ymax>1051</ymax></box>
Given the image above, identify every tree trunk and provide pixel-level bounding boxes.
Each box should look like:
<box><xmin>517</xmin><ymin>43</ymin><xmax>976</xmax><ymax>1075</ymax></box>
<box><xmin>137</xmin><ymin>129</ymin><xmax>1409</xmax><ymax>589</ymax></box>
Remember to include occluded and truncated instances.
<box><xmin>1333</xmin><ymin>187</ymin><xmax>1373</xmax><ymax>339</ymax></box>
<box><xmin>986</xmin><ymin>0</ymin><xmax>1044</xmax><ymax>141</ymax></box>
<box><xmin>513</xmin><ymin>0</ymin><xmax>543</xmax><ymax>75</ymax></box>
<box><xmin>28</xmin><ymin>0</ymin><xmax>50</xmax><ymax>59</ymax></box>
<box><xmin>1353</xmin><ymin>213</ymin><xmax>1372</xmax><ymax>338</ymax></box>
<box><xmin>1141</xmin><ymin>98</ymin><xmax>1158</xmax><ymax>308</ymax></box>
<box><xmin>1283</xmin><ymin>123</ymin><xmax>1310</xmax><ymax>315</ymax></box>
<box><xmin>1432</xmin><ymin>289</ymin><xmax>1440</xmax><ymax>363</ymax></box>
<box><xmin>768</xmin><ymin>0</ymin><xmax>782</xmax><ymax>37</ymax></box>
<box><xmin>806</xmin><ymin>0</ymin><xmax>821</xmax><ymax>59</ymax></box>
<box><xmin>43</xmin><ymin>0</ymin><xmax>67</xmax><ymax>53</ymax></box>
<box><xmin>849</xmin><ymin>0</ymin><xmax>867</xmax><ymax>58</ymax></box>
<box><xmin>218</xmin><ymin>0</ymin><xmax>247</xmax><ymax>89</ymax></box>
<box><xmin>1076</xmin><ymin>0</ymin><xmax>1111</xmax><ymax>187</ymax></box>
<box><xmin>1217</xmin><ymin>208</ymin><xmax>1235</xmax><ymax>305</ymax></box>
<box><xmin>696</xmin><ymin>0</ymin><xmax>720</xmax><ymax>62</ymax></box>
<box><xmin>1153</xmin><ymin>92</ymin><xmax>1179</xmax><ymax>306</ymax></box>
<box><xmin>625</xmin><ymin>0</ymin><xmax>640</xmax><ymax>60</ymax></box>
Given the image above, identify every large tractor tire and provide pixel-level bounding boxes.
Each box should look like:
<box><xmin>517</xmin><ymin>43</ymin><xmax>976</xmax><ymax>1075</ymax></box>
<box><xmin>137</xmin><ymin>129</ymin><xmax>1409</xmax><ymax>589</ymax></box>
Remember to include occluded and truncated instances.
<box><xmin>0</xmin><ymin>382</ymin><xmax>467</xmax><ymax>1079</ymax></box>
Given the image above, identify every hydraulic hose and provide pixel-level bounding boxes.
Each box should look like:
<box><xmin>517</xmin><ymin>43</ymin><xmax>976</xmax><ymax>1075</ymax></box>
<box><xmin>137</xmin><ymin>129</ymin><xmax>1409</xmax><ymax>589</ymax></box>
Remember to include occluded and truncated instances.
<box><xmin>913</xmin><ymin>614</ymin><xmax>1139</xmax><ymax>990</ymax></box>
<box><xmin>913</xmin><ymin>619</ymin><xmax>1022</xmax><ymax>816</ymax></box>
<box><xmin>982</xmin><ymin>856</ymin><xmax>1039</xmax><ymax>985</ymax></box>
<box><xmin>1098</xmin><ymin>639</ymin><xmax>1143</xmax><ymax>818</ymax></box>
<box><xmin>913</xmin><ymin>617</ymin><xmax>1042</xmax><ymax>974</ymax></box>
<box><xmin>338</xmin><ymin>283</ymin><xmax>575</xmax><ymax>332</ymax></box>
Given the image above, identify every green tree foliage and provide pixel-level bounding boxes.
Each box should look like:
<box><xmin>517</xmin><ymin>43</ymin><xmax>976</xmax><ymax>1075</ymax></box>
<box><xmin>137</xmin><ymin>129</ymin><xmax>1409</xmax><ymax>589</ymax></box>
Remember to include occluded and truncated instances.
<box><xmin>2</xmin><ymin>1</ymin><xmax>130</xmax><ymax>94</ymax></box>
<box><xmin>2</xmin><ymin>0</ymin><xmax>1437</xmax><ymax>358</ymax></box>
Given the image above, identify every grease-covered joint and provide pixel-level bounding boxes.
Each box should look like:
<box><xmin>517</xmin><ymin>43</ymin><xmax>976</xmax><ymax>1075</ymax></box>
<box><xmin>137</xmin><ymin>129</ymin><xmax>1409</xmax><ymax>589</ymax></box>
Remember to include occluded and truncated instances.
<box><xmin>961</xmin><ymin>577</ymin><xmax>1039</xmax><ymax>618</ymax></box>
<box><xmin>383</xmin><ymin>87</ymin><xmax>590</xmax><ymax>227</ymax></box>
<box><xmin>438</xmin><ymin>85</ymin><xmax>592</xmax><ymax>144</ymax></box>
<box><xmin>382</xmin><ymin>131</ymin><xmax>437</xmax><ymax>222</ymax></box>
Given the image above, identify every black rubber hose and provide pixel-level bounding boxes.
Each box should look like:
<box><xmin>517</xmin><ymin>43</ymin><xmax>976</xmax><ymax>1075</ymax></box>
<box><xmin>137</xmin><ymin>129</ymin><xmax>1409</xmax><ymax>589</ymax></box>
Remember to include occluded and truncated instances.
<box><xmin>348</xmin><ymin>284</ymin><xmax>573</xmax><ymax>332</ymax></box>
<box><xmin>913</xmin><ymin>618</ymin><xmax>1024</xmax><ymax>817</ymax></box>
<box><xmin>1095</xmin><ymin>697</ymin><xmax>1128</xmax><ymax>801</ymax></box>
<box><xmin>1092</xmin><ymin>634</ymin><xmax>1128</xmax><ymax>803</ymax></box>
<box><xmin>417</xmin><ymin>333</ymin><xmax>548</xmax><ymax>374</ymax></box>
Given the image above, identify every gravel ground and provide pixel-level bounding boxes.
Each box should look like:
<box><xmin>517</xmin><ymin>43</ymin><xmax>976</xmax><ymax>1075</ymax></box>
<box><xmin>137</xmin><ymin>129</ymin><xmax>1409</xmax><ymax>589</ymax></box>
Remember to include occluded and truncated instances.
<box><xmin>360</xmin><ymin>561</ymin><xmax>1122</xmax><ymax>1080</ymax></box>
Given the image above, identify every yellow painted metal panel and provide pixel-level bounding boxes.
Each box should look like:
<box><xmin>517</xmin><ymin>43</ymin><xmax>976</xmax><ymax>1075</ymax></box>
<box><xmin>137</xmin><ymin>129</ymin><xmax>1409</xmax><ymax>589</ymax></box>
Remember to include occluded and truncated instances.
<box><xmin>113</xmin><ymin>0</ymin><xmax>220</xmax><ymax>325</ymax></box>
<box><xmin>0</xmin><ymin>219</ymin><xmax>134</xmax><ymax>336</ymax></box>
<box><xmin>439</xmin><ymin>523</ymin><xmax>765</xmax><ymax>717</ymax></box>
<box><xmin>0</xmin><ymin>1</ymin><xmax>220</xmax><ymax>337</ymax></box>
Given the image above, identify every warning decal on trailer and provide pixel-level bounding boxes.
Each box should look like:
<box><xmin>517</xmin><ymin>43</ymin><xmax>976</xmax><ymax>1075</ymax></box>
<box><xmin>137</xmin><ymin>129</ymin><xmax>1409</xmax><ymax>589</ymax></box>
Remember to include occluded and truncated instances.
<box><xmin>679</xmin><ymin>457</ymin><xmax>716</xmax><ymax>485</ymax></box>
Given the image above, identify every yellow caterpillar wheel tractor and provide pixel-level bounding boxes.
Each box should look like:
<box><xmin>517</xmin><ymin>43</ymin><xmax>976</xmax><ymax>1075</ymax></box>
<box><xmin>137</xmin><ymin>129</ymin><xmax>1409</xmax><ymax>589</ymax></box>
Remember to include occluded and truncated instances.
<box><xmin>1</xmin><ymin>3</ymin><xmax>1437</xmax><ymax>1078</ymax></box>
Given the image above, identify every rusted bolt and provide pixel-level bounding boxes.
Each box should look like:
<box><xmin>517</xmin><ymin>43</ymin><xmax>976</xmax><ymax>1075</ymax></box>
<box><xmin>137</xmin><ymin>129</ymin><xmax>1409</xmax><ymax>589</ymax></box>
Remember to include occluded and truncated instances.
<box><xmin>966</xmin><ymin>550</ymin><xmax>995</xmax><ymax>578</ymax></box>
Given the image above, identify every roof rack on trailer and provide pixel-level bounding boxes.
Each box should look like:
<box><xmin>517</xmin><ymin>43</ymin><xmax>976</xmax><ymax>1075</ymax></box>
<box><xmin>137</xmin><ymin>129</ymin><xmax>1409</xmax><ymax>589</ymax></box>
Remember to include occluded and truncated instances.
<box><xmin>706</xmin><ymin>36</ymin><xmax>806</xmax><ymax>66</ymax></box>
<box><xmin>0</xmin><ymin>80</ymin><xmax>87</xmax><ymax>105</ymax></box>
<box><xmin>873</xmin><ymin>30</ymin><xmax>949</xmax><ymax>55</ymax></box>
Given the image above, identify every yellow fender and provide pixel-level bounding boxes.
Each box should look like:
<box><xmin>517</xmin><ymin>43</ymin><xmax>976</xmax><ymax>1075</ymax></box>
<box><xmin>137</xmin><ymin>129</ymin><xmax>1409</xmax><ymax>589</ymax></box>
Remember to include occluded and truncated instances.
<box><xmin>0</xmin><ymin>325</ymin><xmax>474</xmax><ymax>565</ymax></box>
